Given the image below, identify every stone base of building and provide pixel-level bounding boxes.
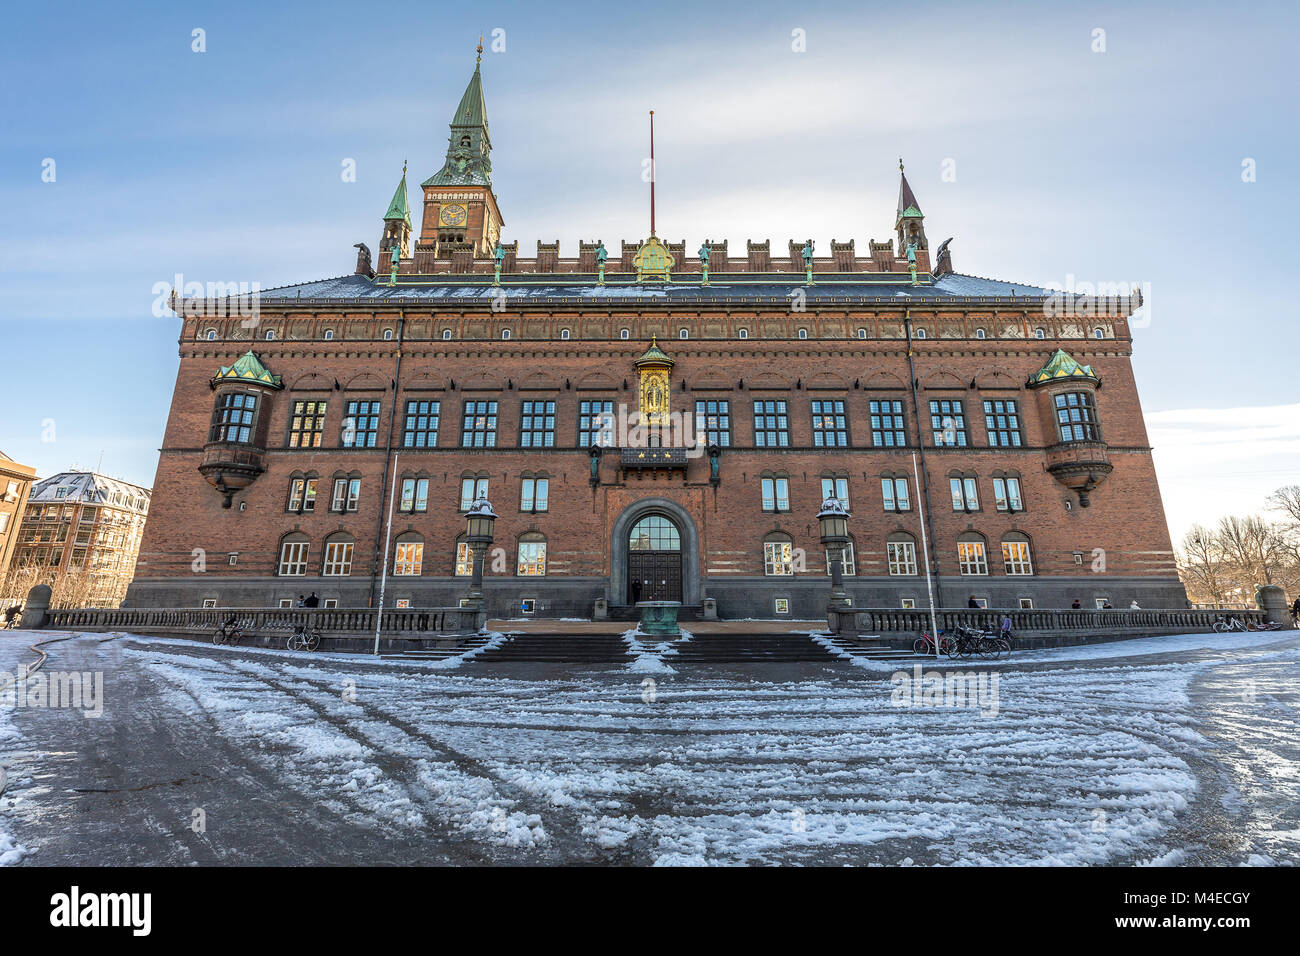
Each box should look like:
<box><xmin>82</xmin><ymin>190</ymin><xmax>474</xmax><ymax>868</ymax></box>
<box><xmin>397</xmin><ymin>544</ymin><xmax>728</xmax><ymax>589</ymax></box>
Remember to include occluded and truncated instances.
<box><xmin>124</xmin><ymin>574</ymin><xmax>1190</xmax><ymax>619</ymax></box>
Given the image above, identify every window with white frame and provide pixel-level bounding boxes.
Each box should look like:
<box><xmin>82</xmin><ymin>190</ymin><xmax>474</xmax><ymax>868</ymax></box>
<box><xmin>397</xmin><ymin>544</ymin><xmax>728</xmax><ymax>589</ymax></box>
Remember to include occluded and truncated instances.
<box><xmin>454</xmin><ymin>541</ymin><xmax>474</xmax><ymax>576</ymax></box>
<box><xmin>400</xmin><ymin>477</ymin><xmax>429</xmax><ymax>513</ymax></box>
<box><xmin>278</xmin><ymin>540</ymin><xmax>309</xmax><ymax>576</ymax></box>
<box><xmin>517</xmin><ymin>536</ymin><xmax>546</xmax><ymax>576</ymax></box>
<box><xmin>520</xmin><ymin>477</ymin><xmax>549</xmax><ymax>512</ymax></box>
<box><xmin>331</xmin><ymin>478</ymin><xmax>361</xmax><ymax>513</ymax></box>
<box><xmin>881</xmin><ymin>476</ymin><xmax>910</xmax><ymax>512</ymax></box>
<box><xmin>820</xmin><ymin>477</ymin><xmax>849</xmax><ymax>509</ymax></box>
<box><xmin>1002</xmin><ymin>537</ymin><xmax>1034</xmax><ymax>575</ymax></box>
<box><xmin>459</xmin><ymin>476</ymin><xmax>489</xmax><ymax>511</ymax></box>
<box><xmin>950</xmin><ymin>476</ymin><xmax>979</xmax><ymax>511</ymax></box>
<box><xmin>288</xmin><ymin>478</ymin><xmax>317</xmax><ymax>513</ymax></box>
<box><xmin>993</xmin><ymin>476</ymin><xmax>1023</xmax><ymax>512</ymax></box>
<box><xmin>887</xmin><ymin>539</ymin><xmax>918</xmax><ymax>575</ymax></box>
<box><xmin>958</xmin><ymin>540</ymin><xmax>988</xmax><ymax>575</ymax></box>
<box><xmin>394</xmin><ymin>541</ymin><xmax>423</xmax><ymax>576</ymax></box>
<box><xmin>323</xmin><ymin>540</ymin><xmax>354</xmax><ymax>576</ymax></box>
<box><xmin>929</xmin><ymin>399</ymin><xmax>968</xmax><ymax>446</ymax></box>
<box><xmin>825</xmin><ymin>542</ymin><xmax>856</xmax><ymax>575</ymax></box>
<box><xmin>761</xmin><ymin>476</ymin><xmax>790</xmax><ymax>512</ymax></box>
<box><xmin>764</xmin><ymin>538</ymin><xmax>794</xmax><ymax>576</ymax></box>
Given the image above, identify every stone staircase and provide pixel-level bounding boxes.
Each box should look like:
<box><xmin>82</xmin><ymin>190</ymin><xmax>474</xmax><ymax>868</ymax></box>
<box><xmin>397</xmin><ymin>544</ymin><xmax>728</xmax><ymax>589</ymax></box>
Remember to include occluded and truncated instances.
<box><xmin>378</xmin><ymin>634</ymin><xmax>494</xmax><ymax>662</ymax></box>
<box><xmin>470</xmin><ymin>633</ymin><xmax>633</xmax><ymax>664</ymax></box>
<box><xmin>669</xmin><ymin>633</ymin><xmax>846</xmax><ymax>664</ymax></box>
<box><xmin>817</xmin><ymin>634</ymin><xmax>927</xmax><ymax>663</ymax></box>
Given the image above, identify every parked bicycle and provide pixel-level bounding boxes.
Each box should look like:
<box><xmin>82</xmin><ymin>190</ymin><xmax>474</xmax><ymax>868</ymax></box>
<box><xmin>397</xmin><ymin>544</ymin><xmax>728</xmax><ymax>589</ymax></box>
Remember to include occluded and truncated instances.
<box><xmin>212</xmin><ymin>615</ymin><xmax>250</xmax><ymax>646</ymax></box>
<box><xmin>943</xmin><ymin>625</ymin><xmax>1007</xmax><ymax>660</ymax></box>
<box><xmin>285</xmin><ymin>622</ymin><xmax>322</xmax><ymax>652</ymax></box>
<box><xmin>1212</xmin><ymin>616</ymin><xmax>1248</xmax><ymax>633</ymax></box>
<box><xmin>914</xmin><ymin>631</ymin><xmax>955</xmax><ymax>656</ymax></box>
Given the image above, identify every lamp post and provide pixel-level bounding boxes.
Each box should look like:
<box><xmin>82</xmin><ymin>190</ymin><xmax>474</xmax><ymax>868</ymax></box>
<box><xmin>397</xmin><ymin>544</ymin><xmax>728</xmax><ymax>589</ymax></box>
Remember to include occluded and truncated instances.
<box><xmin>464</xmin><ymin>497</ymin><xmax>496</xmax><ymax>625</ymax></box>
<box><xmin>817</xmin><ymin>496</ymin><xmax>851</xmax><ymax>611</ymax></box>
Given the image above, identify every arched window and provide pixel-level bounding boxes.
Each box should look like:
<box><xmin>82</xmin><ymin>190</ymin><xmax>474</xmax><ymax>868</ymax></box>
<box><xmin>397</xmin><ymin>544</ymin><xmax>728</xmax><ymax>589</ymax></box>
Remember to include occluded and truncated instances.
<box><xmin>502</xmin><ymin>329</ymin><xmax>512</xmax><ymax>340</ymax></box>
<box><xmin>264</xmin><ymin>329</ymin><xmax>276</xmax><ymax>340</ymax></box>
<box><xmin>277</xmin><ymin>532</ymin><xmax>310</xmax><ymax>576</ymax></box>
<box><xmin>914</xmin><ymin>328</ymin><xmax>927</xmax><ymax>339</ymax></box>
<box><xmin>393</xmin><ymin>532</ymin><xmax>424</xmax><ymax>576</ymax></box>
<box><xmin>974</xmin><ymin>328</ymin><xmax>986</xmax><ymax>339</ymax></box>
<box><xmin>763</xmin><ymin>531</ymin><xmax>794</xmax><ymax>576</ymax></box>
<box><xmin>560</xmin><ymin>328</ymin><xmax>570</xmax><ymax>340</ymax></box>
<box><xmin>738</xmin><ymin>328</ymin><xmax>749</xmax><ymax>339</ymax></box>
<box><xmin>322</xmin><ymin>533</ymin><xmax>355</xmax><ymax>576</ymax></box>
<box><xmin>1034</xmin><ymin>328</ymin><xmax>1046</xmax><ymax>339</ymax></box>
<box><xmin>679</xmin><ymin>328</ymin><xmax>688</xmax><ymax>339</ymax></box>
<box><xmin>629</xmin><ymin>515</ymin><xmax>680</xmax><ymax>551</ymax></box>
<box><xmin>825</xmin><ymin>536</ymin><xmax>856</xmax><ymax>576</ymax></box>
<box><xmin>797</xmin><ymin>328</ymin><xmax>808</xmax><ymax>339</ymax></box>
<box><xmin>857</xmin><ymin>328</ymin><xmax>867</xmax><ymax>339</ymax></box>
<box><xmin>204</xmin><ymin>328</ymin><xmax>217</xmax><ymax>341</ymax></box>
<box><xmin>1001</xmin><ymin>533</ymin><xmax>1034</xmax><ymax>575</ymax></box>
<box><xmin>323</xmin><ymin>329</ymin><xmax>334</xmax><ymax>340</ymax></box>
<box><xmin>1093</xmin><ymin>327</ymin><xmax>1105</xmax><ymax>339</ymax></box>
<box><xmin>517</xmin><ymin>532</ymin><xmax>547</xmax><ymax>576</ymax></box>
<box><xmin>886</xmin><ymin>532</ymin><xmax>918</xmax><ymax>576</ymax></box>
<box><xmin>383</xmin><ymin>329</ymin><xmax>394</xmax><ymax>341</ymax></box>
<box><xmin>619</xmin><ymin>328</ymin><xmax>630</xmax><ymax>340</ymax></box>
<box><xmin>957</xmin><ymin>532</ymin><xmax>989</xmax><ymax>575</ymax></box>
<box><xmin>442</xmin><ymin>329</ymin><xmax>452</xmax><ymax>340</ymax></box>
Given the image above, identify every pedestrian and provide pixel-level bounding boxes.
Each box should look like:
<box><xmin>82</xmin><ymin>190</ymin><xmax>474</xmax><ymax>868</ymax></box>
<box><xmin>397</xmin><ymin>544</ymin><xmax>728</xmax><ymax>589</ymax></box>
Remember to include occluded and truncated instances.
<box><xmin>1129</xmin><ymin>600</ymin><xmax>1141</xmax><ymax>610</ymax></box>
<box><xmin>3</xmin><ymin>604</ymin><xmax>21</xmax><ymax>628</ymax></box>
<box><xmin>1071</xmin><ymin>599</ymin><xmax>1081</xmax><ymax>609</ymax></box>
<box><xmin>1102</xmin><ymin>601</ymin><xmax>1113</xmax><ymax>609</ymax></box>
<box><xmin>967</xmin><ymin>595</ymin><xmax>980</xmax><ymax>609</ymax></box>
<box><xmin>296</xmin><ymin>594</ymin><xmax>306</xmax><ymax>608</ymax></box>
<box><xmin>1000</xmin><ymin>614</ymin><xmax>1012</xmax><ymax>639</ymax></box>
<box><xmin>1291</xmin><ymin>597</ymin><xmax>1300</xmax><ymax>626</ymax></box>
<box><xmin>305</xmin><ymin>592</ymin><xmax>320</xmax><ymax>608</ymax></box>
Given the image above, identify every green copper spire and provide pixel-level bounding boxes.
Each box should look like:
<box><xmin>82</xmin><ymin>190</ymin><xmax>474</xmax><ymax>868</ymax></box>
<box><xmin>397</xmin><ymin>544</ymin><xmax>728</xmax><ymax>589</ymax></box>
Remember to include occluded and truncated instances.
<box><xmin>383</xmin><ymin>161</ymin><xmax>411</xmax><ymax>228</ymax></box>
<box><xmin>212</xmin><ymin>351</ymin><xmax>283</xmax><ymax>389</ymax></box>
<box><xmin>1029</xmin><ymin>348</ymin><xmax>1100</xmax><ymax>386</ymax></box>
<box><xmin>424</xmin><ymin>39</ymin><xmax>493</xmax><ymax>187</ymax></box>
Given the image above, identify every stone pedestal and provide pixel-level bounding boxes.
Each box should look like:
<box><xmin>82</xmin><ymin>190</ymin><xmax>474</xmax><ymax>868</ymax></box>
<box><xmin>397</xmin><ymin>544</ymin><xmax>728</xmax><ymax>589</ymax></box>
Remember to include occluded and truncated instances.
<box><xmin>1255</xmin><ymin>584</ymin><xmax>1293</xmax><ymax>628</ymax></box>
<box><xmin>636</xmin><ymin>601</ymin><xmax>681</xmax><ymax>637</ymax></box>
<box><xmin>20</xmin><ymin>584</ymin><xmax>51</xmax><ymax>629</ymax></box>
<box><xmin>702</xmin><ymin>597</ymin><xmax>718</xmax><ymax>620</ymax></box>
<box><xmin>593</xmin><ymin>597</ymin><xmax>608</xmax><ymax>621</ymax></box>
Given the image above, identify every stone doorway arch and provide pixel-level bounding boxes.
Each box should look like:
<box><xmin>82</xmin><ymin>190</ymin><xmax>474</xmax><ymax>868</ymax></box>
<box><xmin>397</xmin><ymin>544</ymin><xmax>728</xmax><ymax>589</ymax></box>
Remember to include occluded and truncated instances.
<box><xmin>609</xmin><ymin>498</ymin><xmax>701</xmax><ymax>606</ymax></box>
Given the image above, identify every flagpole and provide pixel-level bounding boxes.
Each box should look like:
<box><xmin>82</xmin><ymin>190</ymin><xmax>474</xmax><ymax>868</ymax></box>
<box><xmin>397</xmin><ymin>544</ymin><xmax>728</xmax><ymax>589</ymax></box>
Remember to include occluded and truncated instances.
<box><xmin>373</xmin><ymin>452</ymin><xmax>399</xmax><ymax>656</ymax></box>
<box><xmin>649</xmin><ymin>110</ymin><xmax>656</xmax><ymax>236</ymax></box>
<box><xmin>913</xmin><ymin>451</ymin><xmax>941</xmax><ymax>656</ymax></box>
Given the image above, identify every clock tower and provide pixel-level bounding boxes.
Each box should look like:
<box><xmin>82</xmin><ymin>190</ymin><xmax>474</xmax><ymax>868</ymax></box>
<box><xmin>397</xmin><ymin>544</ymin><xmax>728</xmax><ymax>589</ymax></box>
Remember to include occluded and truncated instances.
<box><xmin>419</xmin><ymin>39</ymin><xmax>505</xmax><ymax>259</ymax></box>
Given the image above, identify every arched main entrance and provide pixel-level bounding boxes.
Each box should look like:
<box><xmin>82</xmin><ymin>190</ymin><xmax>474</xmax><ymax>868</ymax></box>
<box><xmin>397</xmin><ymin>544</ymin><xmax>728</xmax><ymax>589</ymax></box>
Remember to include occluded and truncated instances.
<box><xmin>627</xmin><ymin>514</ymin><xmax>681</xmax><ymax>603</ymax></box>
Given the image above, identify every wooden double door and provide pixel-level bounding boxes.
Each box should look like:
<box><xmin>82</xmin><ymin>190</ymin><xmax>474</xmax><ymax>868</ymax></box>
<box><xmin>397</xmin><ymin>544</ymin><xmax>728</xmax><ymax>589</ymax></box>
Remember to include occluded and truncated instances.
<box><xmin>628</xmin><ymin>551</ymin><xmax>682</xmax><ymax>603</ymax></box>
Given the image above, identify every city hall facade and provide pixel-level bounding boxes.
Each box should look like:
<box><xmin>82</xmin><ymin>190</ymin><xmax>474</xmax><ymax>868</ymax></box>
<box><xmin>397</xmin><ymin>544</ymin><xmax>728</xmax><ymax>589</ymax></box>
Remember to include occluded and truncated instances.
<box><xmin>125</xmin><ymin>49</ymin><xmax>1186</xmax><ymax>618</ymax></box>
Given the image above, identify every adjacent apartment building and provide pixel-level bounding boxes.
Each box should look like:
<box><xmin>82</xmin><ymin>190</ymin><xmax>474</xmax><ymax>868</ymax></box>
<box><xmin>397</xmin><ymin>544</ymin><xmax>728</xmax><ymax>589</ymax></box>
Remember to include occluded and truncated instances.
<box><xmin>0</xmin><ymin>451</ymin><xmax>38</xmax><ymax>593</ymax></box>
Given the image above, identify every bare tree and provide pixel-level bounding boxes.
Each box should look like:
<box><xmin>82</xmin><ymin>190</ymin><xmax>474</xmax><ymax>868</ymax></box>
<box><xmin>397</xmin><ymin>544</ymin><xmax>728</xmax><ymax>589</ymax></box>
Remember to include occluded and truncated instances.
<box><xmin>1178</xmin><ymin>524</ymin><xmax>1231</xmax><ymax>606</ymax></box>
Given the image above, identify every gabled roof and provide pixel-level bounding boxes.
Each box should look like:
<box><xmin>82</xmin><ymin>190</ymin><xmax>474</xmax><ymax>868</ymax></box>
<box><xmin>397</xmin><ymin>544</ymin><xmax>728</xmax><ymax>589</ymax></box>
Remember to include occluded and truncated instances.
<box><xmin>1029</xmin><ymin>348</ymin><xmax>1100</xmax><ymax>386</ymax></box>
<box><xmin>212</xmin><ymin>351</ymin><xmax>283</xmax><ymax>389</ymax></box>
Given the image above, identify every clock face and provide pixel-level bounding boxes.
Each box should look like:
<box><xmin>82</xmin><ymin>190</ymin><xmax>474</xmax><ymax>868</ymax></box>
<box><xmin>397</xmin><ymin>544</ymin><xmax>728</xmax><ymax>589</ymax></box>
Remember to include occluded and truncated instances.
<box><xmin>440</xmin><ymin>203</ymin><xmax>468</xmax><ymax>227</ymax></box>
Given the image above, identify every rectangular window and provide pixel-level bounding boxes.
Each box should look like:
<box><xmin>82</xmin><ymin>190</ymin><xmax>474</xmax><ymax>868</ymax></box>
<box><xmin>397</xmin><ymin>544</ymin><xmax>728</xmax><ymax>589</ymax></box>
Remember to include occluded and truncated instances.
<box><xmin>1002</xmin><ymin>541</ymin><xmax>1034</xmax><ymax>575</ymax></box>
<box><xmin>694</xmin><ymin>399</ymin><xmax>731</xmax><ymax>447</ymax></box>
<box><xmin>958</xmin><ymin>541</ymin><xmax>988</xmax><ymax>575</ymax></box>
<box><xmin>900</xmin><ymin>598</ymin><xmax>916</xmax><ymax>609</ymax></box>
<box><xmin>323</xmin><ymin>541</ymin><xmax>354</xmax><ymax>576</ymax></box>
<box><xmin>869</xmin><ymin>400</ymin><xmax>906</xmax><ymax>447</ymax></box>
<box><xmin>459</xmin><ymin>477</ymin><xmax>489</xmax><ymax>511</ymax></box>
<box><xmin>764</xmin><ymin>541</ymin><xmax>794</xmax><ymax>576</ymax></box>
<box><xmin>288</xmin><ymin>478</ymin><xmax>317</xmax><ymax>513</ymax></box>
<box><xmin>210</xmin><ymin>392</ymin><xmax>258</xmax><ymax>444</ymax></box>
<box><xmin>820</xmin><ymin>477</ymin><xmax>849</xmax><ymax>509</ymax></box>
<box><xmin>1019</xmin><ymin>598</ymin><xmax>1034</xmax><ymax>610</ymax></box>
<box><xmin>461</xmin><ymin>400</ymin><xmax>498</xmax><ymax>448</ymax></box>
<box><xmin>774</xmin><ymin>597</ymin><xmax>790</xmax><ymax>615</ymax></box>
<box><xmin>887</xmin><ymin>541</ymin><xmax>918</xmax><ymax>576</ymax></box>
<box><xmin>753</xmin><ymin>400</ymin><xmax>790</xmax><ymax>448</ymax></box>
<box><xmin>278</xmin><ymin>541</ymin><xmax>308</xmax><ymax>575</ymax></box>
<box><xmin>520</xmin><ymin>477</ymin><xmax>549</xmax><ymax>512</ymax></box>
<box><xmin>811</xmin><ymin>400</ymin><xmax>848</xmax><ymax>447</ymax></box>
<box><xmin>929</xmin><ymin>399</ymin><xmax>968</xmax><ymax>446</ymax></box>
<box><xmin>950</xmin><ymin>477</ymin><xmax>979</xmax><ymax>511</ymax></box>
<box><xmin>399</xmin><ymin>478</ymin><xmax>428</xmax><ymax>513</ymax></box>
<box><xmin>761</xmin><ymin>476</ymin><xmax>789</xmax><ymax>512</ymax></box>
<box><xmin>825</xmin><ymin>543</ymin><xmax>856</xmax><ymax>576</ymax></box>
<box><xmin>402</xmin><ymin>400</ymin><xmax>440</xmax><ymax>448</ymax></box>
<box><xmin>520</xmin><ymin>400</ymin><xmax>556</xmax><ymax>448</ymax></box>
<box><xmin>517</xmin><ymin>541</ymin><xmax>547</xmax><ymax>576</ymax></box>
<box><xmin>288</xmin><ymin>400</ymin><xmax>327</xmax><ymax>448</ymax></box>
<box><xmin>882</xmin><ymin>477</ymin><xmax>910</xmax><ymax>512</ymax></box>
<box><xmin>0</xmin><ymin>514</ymin><xmax>8</xmax><ymax>533</ymax></box>
<box><xmin>983</xmin><ymin>399</ymin><xmax>1023</xmax><ymax>447</ymax></box>
<box><xmin>342</xmin><ymin>400</ymin><xmax>380</xmax><ymax>448</ymax></box>
<box><xmin>993</xmin><ymin>477</ymin><xmax>1023</xmax><ymax>512</ymax></box>
<box><xmin>455</xmin><ymin>542</ymin><xmax>474</xmax><ymax>576</ymax></box>
<box><xmin>331</xmin><ymin>478</ymin><xmax>361</xmax><ymax>512</ymax></box>
<box><xmin>1055</xmin><ymin>392</ymin><xmax>1099</xmax><ymax>442</ymax></box>
<box><xmin>579</xmin><ymin>400</ymin><xmax>615</xmax><ymax>447</ymax></box>
<box><xmin>394</xmin><ymin>542</ymin><xmax>423</xmax><ymax>576</ymax></box>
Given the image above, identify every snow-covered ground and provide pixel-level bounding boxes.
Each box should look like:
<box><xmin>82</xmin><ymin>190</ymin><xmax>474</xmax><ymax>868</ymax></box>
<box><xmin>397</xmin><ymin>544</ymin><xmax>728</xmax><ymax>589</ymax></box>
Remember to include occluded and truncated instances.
<box><xmin>1</xmin><ymin>630</ymin><xmax>1297</xmax><ymax>865</ymax></box>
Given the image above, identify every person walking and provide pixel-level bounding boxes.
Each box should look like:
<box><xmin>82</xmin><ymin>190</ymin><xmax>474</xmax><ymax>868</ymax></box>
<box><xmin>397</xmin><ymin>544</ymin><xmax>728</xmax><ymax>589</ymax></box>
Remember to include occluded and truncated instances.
<box><xmin>1071</xmin><ymin>599</ymin><xmax>1082</xmax><ymax>609</ymax></box>
<box><xmin>967</xmin><ymin>595</ymin><xmax>980</xmax><ymax>609</ymax></box>
<box><xmin>1129</xmin><ymin>600</ymin><xmax>1141</xmax><ymax>610</ymax></box>
<box><xmin>1291</xmin><ymin>596</ymin><xmax>1300</xmax><ymax>627</ymax></box>
<box><xmin>304</xmin><ymin>592</ymin><xmax>320</xmax><ymax>608</ymax></box>
<box><xmin>296</xmin><ymin>594</ymin><xmax>306</xmax><ymax>608</ymax></box>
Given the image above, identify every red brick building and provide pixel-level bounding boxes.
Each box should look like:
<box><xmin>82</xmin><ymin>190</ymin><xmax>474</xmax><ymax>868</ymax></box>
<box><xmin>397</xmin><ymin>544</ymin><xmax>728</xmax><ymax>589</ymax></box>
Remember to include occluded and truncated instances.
<box><xmin>125</xmin><ymin>49</ymin><xmax>1185</xmax><ymax>617</ymax></box>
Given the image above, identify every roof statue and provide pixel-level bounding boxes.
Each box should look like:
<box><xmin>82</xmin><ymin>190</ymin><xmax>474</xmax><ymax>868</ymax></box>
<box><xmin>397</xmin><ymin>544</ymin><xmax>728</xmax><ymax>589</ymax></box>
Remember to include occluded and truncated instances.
<box><xmin>595</xmin><ymin>241</ymin><xmax>608</xmax><ymax>264</ymax></box>
<box><xmin>698</xmin><ymin>241</ymin><xmax>711</xmax><ymax>264</ymax></box>
<box><xmin>801</xmin><ymin>239</ymin><xmax>815</xmax><ymax>265</ymax></box>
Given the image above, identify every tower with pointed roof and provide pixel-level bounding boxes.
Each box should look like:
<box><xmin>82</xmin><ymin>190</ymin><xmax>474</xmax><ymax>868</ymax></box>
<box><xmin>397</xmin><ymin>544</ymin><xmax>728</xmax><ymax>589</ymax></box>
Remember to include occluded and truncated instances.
<box><xmin>418</xmin><ymin>39</ymin><xmax>505</xmax><ymax>261</ymax></box>
<box><xmin>895</xmin><ymin>160</ymin><xmax>929</xmax><ymax>270</ymax></box>
<box><xmin>380</xmin><ymin>162</ymin><xmax>412</xmax><ymax>275</ymax></box>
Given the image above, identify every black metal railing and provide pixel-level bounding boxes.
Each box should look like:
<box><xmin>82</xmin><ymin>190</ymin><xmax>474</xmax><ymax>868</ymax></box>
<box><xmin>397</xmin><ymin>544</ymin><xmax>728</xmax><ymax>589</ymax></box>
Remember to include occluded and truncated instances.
<box><xmin>44</xmin><ymin>605</ymin><xmax>482</xmax><ymax>637</ymax></box>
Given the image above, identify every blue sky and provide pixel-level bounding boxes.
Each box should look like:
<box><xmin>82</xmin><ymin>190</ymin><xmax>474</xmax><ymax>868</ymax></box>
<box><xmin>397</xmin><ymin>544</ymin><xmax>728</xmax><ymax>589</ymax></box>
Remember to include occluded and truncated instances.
<box><xmin>1</xmin><ymin>0</ymin><xmax>1296</xmax><ymax>543</ymax></box>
